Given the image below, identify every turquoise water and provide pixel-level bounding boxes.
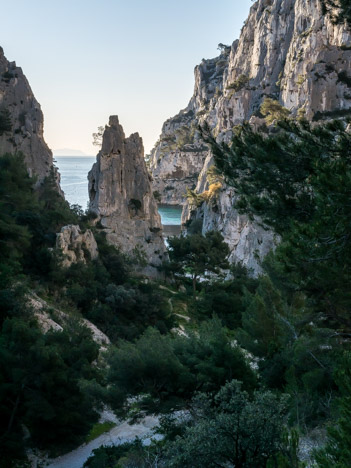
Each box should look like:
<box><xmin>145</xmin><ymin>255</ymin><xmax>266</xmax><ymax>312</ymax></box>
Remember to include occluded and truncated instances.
<box><xmin>157</xmin><ymin>205</ymin><xmax>182</xmax><ymax>226</ymax></box>
<box><xmin>55</xmin><ymin>156</ymin><xmax>182</xmax><ymax>225</ymax></box>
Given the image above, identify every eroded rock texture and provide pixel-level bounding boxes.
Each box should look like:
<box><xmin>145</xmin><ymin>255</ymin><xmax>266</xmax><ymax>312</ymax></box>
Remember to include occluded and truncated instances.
<box><xmin>0</xmin><ymin>47</ymin><xmax>60</xmax><ymax>188</ymax></box>
<box><xmin>151</xmin><ymin>0</ymin><xmax>351</xmax><ymax>275</ymax></box>
<box><xmin>56</xmin><ymin>225</ymin><xmax>98</xmax><ymax>268</ymax></box>
<box><xmin>149</xmin><ymin>51</ymin><xmax>229</xmax><ymax>205</ymax></box>
<box><xmin>88</xmin><ymin>116</ymin><xmax>166</xmax><ymax>276</ymax></box>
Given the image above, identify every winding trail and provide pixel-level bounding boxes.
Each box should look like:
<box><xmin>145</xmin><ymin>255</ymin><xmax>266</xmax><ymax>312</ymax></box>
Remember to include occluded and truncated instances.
<box><xmin>45</xmin><ymin>415</ymin><xmax>159</xmax><ymax>468</ymax></box>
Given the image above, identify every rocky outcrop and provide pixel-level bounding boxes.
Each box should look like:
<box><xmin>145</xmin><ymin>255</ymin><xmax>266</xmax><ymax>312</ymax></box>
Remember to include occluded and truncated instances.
<box><xmin>181</xmin><ymin>153</ymin><xmax>277</xmax><ymax>275</ymax></box>
<box><xmin>56</xmin><ymin>225</ymin><xmax>98</xmax><ymax>268</ymax></box>
<box><xmin>151</xmin><ymin>0</ymin><xmax>351</xmax><ymax>275</ymax></box>
<box><xmin>0</xmin><ymin>47</ymin><xmax>60</xmax><ymax>188</ymax></box>
<box><xmin>214</xmin><ymin>0</ymin><xmax>351</xmax><ymax>133</ymax></box>
<box><xmin>29</xmin><ymin>293</ymin><xmax>110</xmax><ymax>347</ymax></box>
<box><xmin>149</xmin><ymin>51</ymin><xmax>230</xmax><ymax>205</ymax></box>
<box><xmin>88</xmin><ymin>116</ymin><xmax>166</xmax><ymax>276</ymax></box>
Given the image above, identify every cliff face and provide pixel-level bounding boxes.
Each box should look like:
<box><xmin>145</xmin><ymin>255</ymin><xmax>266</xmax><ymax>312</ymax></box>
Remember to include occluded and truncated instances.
<box><xmin>151</xmin><ymin>0</ymin><xmax>351</xmax><ymax>275</ymax></box>
<box><xmin>88</xmin><ymin>116</ymin><xmax>166</xmax><ymax>276</ymax></box>
<box><xmin>215</xmin><ymin>0</ymin><xmax>351</xmax><ymax>132</ymax></box>
<box><xmin>149</xmin><ymin>51</ymin><xmax>229</xmax><ymax>205</ymax></box>
<box><xmin>0</xmin><ymin>47</ymin><xmax>59</xmax><ymax>187</ymax></box>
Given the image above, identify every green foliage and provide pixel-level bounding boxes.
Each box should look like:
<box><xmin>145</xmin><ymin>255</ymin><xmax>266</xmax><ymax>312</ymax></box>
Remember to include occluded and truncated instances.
<box><xmin>165</xmin><ymin>380</ymin><xmax>288</xmax><ymax>468</ymax></box>
<box><xmin>0</xmin><ymin>153</ymin><xmax>78</xmax><ymax>277</ymax></box>
<box><xmin>167</xmin><ymin>231</ymin><xmax>230</xmax><ymax>294</ymax></box>
<box><xmin>191</xmin><ymin>264</ymin><xmax>259</xmax><ymax>328</ymax></box>
<box><xmin>238</xmin><ymin>272</ymin><xmax>337</xmax><ymax>426</ymax></box>
<box><xmin>260</xmin><ymin>98</ymin><xmax>291</xmax><ymax>125</ymax></box>
<box><xmin>0</xmin><ymin>151</ymin><xmax>174</xmax><ymax>464</ymax></box>
<box><xmin>0</xmin><ymin>313</ymin><xmax>101</xmax><ymax>463</ymax></box>
<box><xmin>201</xmin><ymin>119</ymin><xmax>351</xmax><ymax>430</ymax></box>
<box><xmin>204</xmin><ymin>119</ymin><xmax>351</xmax><ymax>326</ymax></box>
<box><xmin>0</xmin><ymin>153</ymin><xmax>36</xmax><ymax>272</ymax></box>
<box><xmin>51</xmin><ymin>251</ymin><xmax>172</xmax><ymax>342</ymax></box>
<box><xmin>227</xmin><ymin>74</ymin><xmax>250</xmax><ymax>92</ymax></box>
<box><xmin>314</xmin><ymin>353</ymin><xmax>351</xmax><ymax>467</ymax></box>
<box><xmin>337</xmin><ymin>70</ymin><xmax>351</xmax><ymax>87</ymax></box>
<box><xmin>107</xmin><ymin>318</ymin><xmax>257</xmax><ymax>414</ymax></box>
<box><xmin>84</xmin><ymin>439</ymin><xmax>163</xmax><ymax>468</ymax></box>
<box><xmin>129</xmin><ymin>198</ymin><xmax>142</xmax><ymax>212</ymax></box>
<box><xmin>86</xmin><ymin>421</ymin><xmax>116</xmax><ymax>443</ymax></box>
<box><xmin>321</xmin><ymin>0</ymin><xmax>351</xmax><ymax>26</ymax></box>
<box><xmin>206</xmin><ymin>164</ymin><xmax>223</xmax><ymax>185</ymax></box>
<box><xmin>185</xmin><ymin>187</ymin><xmax>203</xmax><ymax>208</ymax></box>
<box><xmin>238</xmin><ymin>276</ymin><xmax>291</xmax><ymax>358</ymax></box>
<box><xmin>153</xmin><ymin>190</ymin><xmax>161</xmax><ymax>202</ymax></box>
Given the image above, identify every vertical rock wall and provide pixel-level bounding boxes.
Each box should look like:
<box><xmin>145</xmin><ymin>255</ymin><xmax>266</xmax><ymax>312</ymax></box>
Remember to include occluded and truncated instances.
<box><xmin>150</xmin><ymin>0</ymin><xmax>351</xmax><ymax>275</ymax></box>
<box><xmin>88</xmin><ymin>116</ymin><xmax>166</xmax><ymax>276</ymax></box>
<box><xmin>0</xmin><ymin>47</ymin><xmax>60</xmax><ymax>188</ymax></box>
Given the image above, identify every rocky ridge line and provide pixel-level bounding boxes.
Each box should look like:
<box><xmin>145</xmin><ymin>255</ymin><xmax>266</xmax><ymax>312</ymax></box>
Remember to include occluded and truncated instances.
<box><xmin>149</xmin><ymin>0</ymin><xmax>351</xmax><ymax>275</ymax></box>
<box><xmin>0</xmin><ymin>46</ymin><xmax>60</xmax><ymax>189</ymax></box>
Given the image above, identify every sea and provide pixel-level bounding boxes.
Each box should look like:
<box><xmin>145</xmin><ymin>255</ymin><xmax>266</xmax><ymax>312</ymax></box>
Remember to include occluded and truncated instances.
<box><xmin>54</xmin><ymin>156</ymin><xmax>182</xmax><ymax>226</ymax></box>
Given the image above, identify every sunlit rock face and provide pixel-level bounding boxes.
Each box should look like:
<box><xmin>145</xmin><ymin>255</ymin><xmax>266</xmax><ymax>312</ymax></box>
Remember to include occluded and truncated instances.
<box><xmin>151</xmin><ymin>0</ymin><xmax>351</xmax><ymax>276</ymax></box>
<box><xmin>0</xmin><ymin>46</ymin><xmax>60</xmax><ymax>189</ymax></box>
<box><xmin>149</xmin><ymin>52</ymin><xmax>229</xmax><ymax>205</ymax></box>
<box><xmin>215</xmin><ymin>0</ymin><xmax>351</xmax><ymax>131</ymax></box>
<box><xmin>88</xmin><ymin>116</ymin><xmax>166</xmax><ymax>277</ymax></box>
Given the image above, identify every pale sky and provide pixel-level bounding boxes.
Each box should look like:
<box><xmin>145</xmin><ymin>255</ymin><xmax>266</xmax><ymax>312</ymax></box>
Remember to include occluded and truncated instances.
<box><xmin>2</xmin><ymin>0</ymin><xmax>253</xmax><ymax>155</ymax></box>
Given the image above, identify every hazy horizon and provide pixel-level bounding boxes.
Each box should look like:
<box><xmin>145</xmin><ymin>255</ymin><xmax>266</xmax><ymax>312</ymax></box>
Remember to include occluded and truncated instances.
<box><xmin>3</xmin><ymin>0</ymin><xmax>253</xmax><ymax>155</ymax></box>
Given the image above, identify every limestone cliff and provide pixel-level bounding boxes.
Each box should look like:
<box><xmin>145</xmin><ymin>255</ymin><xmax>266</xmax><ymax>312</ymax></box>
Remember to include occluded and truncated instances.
<box><xmin>56</xmin><ymin>225</ymin><xmax>99</xmax><ymax>268</ymax></box>
<box><xmin>88</xmin><ymin>116</ymin><xmax>166</xmax><ymax>276</ymax></box>
<box><xmin>149</xmin><ymin>50</ymin><xmax>229</xmax><ymax>205</ymax></box>
<box><xmin>151</xmin><ymin>0</ymin><xmax>351</xmax><ymax>275</ymax></box>
<box><xmin>215</xmin><ymin>0</ymin><xmax>351</xmax><ymax>132</ymax></box>
<box><xmin>0</xmin><ymin>47</ymin><xmax>60</xmax><ymax>188</ymax></box>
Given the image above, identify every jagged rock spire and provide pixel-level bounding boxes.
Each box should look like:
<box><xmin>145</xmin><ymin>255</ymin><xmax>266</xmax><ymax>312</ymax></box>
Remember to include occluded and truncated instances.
<box><xmin>88</xmin><ymin>116</ymin><xmax>166</xmax><ymax>276</ymax></box>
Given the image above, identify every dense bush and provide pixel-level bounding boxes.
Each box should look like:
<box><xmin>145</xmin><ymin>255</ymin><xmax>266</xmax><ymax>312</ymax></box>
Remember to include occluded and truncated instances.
<box><xmin>107</xmin><ymin>318</ymin><xmax>257</xmax><ymax>414</ymax></box>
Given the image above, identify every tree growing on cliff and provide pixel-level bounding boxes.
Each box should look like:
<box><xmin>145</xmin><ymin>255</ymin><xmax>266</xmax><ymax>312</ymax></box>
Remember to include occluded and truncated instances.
<box><xmin>204</xmin><ymin>119</ymin><xmax>351</xmax><ymax>328</ymax></box>
<box><xmin>321</xmin><ymin>0</ymin><xmax>351</xmax><ymax>26</ymax></box>
<box><xmin>92</xmin><ymin>125</ymin><xmax>104</xmax><ymax>147</ymax></box>
<box><xmin>167</xmin><ymin>231</ymin><xmax>230</xmax><ymax>295</ymax></box>
<box><xmin>260</xmin><ymin>98</ymin><xmax>291</xmax><ymax>125</ymax></box>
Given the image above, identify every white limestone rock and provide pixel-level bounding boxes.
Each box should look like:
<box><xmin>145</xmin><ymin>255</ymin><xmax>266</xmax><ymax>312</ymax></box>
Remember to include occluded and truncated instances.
<box><xmin>56</xmin><ymin>224</ymin><xmax>98</xmax><ymax>268</ymax></box>
<box><xmin>152</xmin><ymin>0</ymin><xmax>351</xmax><ymax>275</ymax></box>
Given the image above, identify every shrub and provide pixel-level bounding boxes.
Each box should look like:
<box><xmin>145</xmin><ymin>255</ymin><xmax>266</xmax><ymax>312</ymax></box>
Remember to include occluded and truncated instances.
<box><xmin>227</xmin><ymin>74</ymin><xmax>250</xmax><ymax>92</ymax></box>
<box><xmin>260</xmin><ymin>98</ymin><xmax>291</xmax><ymax>125</ymax></box>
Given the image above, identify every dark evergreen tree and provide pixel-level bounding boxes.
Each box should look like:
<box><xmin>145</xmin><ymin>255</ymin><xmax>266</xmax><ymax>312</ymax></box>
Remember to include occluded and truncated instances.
<box><xmin>166</xmin><ymin>380</ymin><xmax>288</xmax><ymax>468</ymax></box>
<box><xmin>167</xmin><ymin>231</ymin><xmax>230</xmax><ymax>294</ymax></box>
<box><xmin>321</xmin><ymin>0</ymin><xmax>351</xmax><ymax>26</ymax></box>
<box><xmin>203</xmin><ymin>119</ymin><xmax>351</xmax><ymax>331</ymax></box>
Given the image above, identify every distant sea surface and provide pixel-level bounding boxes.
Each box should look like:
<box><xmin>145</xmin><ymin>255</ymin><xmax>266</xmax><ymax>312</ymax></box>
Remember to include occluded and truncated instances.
<box><xmin>55</xmin><ymin>156</ymin><xmax>182</xmax><ymax>225</ymax></box>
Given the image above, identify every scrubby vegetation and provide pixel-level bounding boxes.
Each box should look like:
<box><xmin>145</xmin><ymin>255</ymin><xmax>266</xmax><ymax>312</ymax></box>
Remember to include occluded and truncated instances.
<box><xmin>3</xmin><ymin>116</ymin><xmax>351</xmax><ymax>467</ymax></box>
<box><xmin>321</xmin><ymin>0</ymin><xmax>351</xmax><ymax>26</ymax></box>
<box><xmin>260</xmin><ymin>98</ymin><xmax>291</xmax><ymax>125</ymax></box>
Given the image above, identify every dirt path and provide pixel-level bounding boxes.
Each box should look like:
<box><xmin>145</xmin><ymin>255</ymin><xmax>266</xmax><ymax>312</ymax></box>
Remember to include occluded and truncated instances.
<box><xmin>45</xmin><ymin>415</ymin><xmax>159</xmax><ymax>468</ymax></box>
